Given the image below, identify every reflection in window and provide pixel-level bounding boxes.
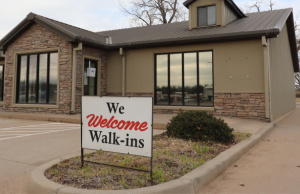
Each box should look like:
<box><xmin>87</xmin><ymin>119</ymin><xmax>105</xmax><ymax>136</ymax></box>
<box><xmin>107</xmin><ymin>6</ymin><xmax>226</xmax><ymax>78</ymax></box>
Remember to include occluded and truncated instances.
<box><xmin>155</xmin><ymin>51</ymin><xmax>213</xmax><ymax>107</ymax></box>
<box><xmin>156</xmin><ymin>55</ymin><xmax>168</xmax><ymax>105</ymax></box>
<box><xmin>198</xmin><ymin>5</ymin><xmax>216</xmax><ymax>26</ymax></box>
<box><xmin>16</xmin><ymin>52</ymin><xmax>58</xmax><ymax>104</ymax></box>
<box><xmin>0</xmin><ymin>65</ymin><xmax>3</xmax><ymax>101</ymax></box>
<box><xmin>199</xmin><ymin>52</ymin><xmax>213</xmax><ymax>106</ymax></box>
<box><xmin>170</xmin><ymin>54</ymin><xmax>182</xmax><ymax>105</ymax></box>
<box><xmin>184</xmin><ymin>53</ymin><xmax>197</xmax><ymax>106</ymax></box>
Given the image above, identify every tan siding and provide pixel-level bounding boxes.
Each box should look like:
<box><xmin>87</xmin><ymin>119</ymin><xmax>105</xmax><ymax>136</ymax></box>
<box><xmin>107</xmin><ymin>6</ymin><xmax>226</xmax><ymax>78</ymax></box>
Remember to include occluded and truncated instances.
<box><xmin>107</xmin><ymin>51</ymin><xmax>122</xmax><ymax>93</ymax></box>
<box><xmin>224</xmin><ymin>3</ymin><xmax>237</xmax><ymax>25</ymax></box>
<box><xmin>269</xmin><ymin>24</ymin><xmax>296</xmax><ymax>120</ymax></box>
<box><xmin>107</xmin><ymin>39</ymin><xmax>264</xmax><ymax>94</ymax></box>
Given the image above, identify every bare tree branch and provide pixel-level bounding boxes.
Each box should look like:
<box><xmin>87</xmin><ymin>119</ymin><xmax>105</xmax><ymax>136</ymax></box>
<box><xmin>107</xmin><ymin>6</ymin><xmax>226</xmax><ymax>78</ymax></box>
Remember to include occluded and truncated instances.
<box><xmin>119</xmin><ymin>0</ymin><xmax>187</xmax><ymax>26</ymax></box>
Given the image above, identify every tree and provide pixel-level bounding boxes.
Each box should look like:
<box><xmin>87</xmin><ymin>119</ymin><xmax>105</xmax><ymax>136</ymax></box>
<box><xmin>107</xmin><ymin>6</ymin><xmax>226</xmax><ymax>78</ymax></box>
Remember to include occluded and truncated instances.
<box><xmin>119</xmin><ymin>0</ymin><xmax>187</xmax><ymax>26</ymax></box>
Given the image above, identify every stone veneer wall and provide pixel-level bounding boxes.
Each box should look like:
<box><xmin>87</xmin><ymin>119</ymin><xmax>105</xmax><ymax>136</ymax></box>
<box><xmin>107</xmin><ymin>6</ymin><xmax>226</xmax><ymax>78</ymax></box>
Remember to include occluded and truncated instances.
<box><xmin>3</xmin><ymin>23</ymin><xmax>73</xmax><ymax>114</ymax></box>
<box><xmin>75</xmin><ymin>47</ymin><xmax>107</xmax><ymax>113</ymax></box>
<box><xmin>214</xmin><ymin>93</ymin><xmax>266</xmax><ymax>120</ymax></box>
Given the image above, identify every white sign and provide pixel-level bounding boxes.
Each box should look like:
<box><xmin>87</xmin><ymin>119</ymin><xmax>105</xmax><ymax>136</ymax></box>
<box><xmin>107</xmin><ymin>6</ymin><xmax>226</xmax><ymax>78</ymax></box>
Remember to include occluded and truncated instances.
<box><xmin>82</xmin><ymin>96</ymin><xmax>153</xmax><ymax>157</ymax></box>
<box><xmin>87</xmin><ymin>67</ymin><xmax>96</xmax><ymax>77</ymax></box>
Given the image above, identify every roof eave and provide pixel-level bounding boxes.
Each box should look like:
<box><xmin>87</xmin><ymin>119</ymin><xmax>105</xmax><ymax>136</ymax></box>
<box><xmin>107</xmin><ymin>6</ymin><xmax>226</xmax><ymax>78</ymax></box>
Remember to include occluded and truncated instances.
<box><xmin>106</xmin><ymin>29</ymin><xmax>280</xmax><ymax>50</ymax></box>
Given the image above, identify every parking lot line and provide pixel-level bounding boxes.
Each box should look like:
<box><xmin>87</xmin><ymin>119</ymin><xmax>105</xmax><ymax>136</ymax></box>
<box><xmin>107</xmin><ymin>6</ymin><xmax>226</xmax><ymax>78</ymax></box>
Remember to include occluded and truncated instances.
<box><xmin>0</xmin><ymin>123</ymin><xmax>80</xmax><ymax>141</ymax></box>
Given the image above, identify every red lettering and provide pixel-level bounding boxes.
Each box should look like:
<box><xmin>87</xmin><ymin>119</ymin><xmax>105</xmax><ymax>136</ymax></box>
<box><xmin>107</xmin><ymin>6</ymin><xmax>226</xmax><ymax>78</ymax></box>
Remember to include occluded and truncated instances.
<box><xmin>86</xmin><ymin>114</ymin><xmax>148</xmax><ymax>132</ymax></box>
<box><xmin>117</xmin><ymin>120</ymin><xmax>126</xmax><ymax>129</ymax></box>
<box><xmin>100</xmin><ymin>118</ymin><xmax>108</xmax><ymax>128</ymax></box>
<box><xmin>110</xmin><ymin>120</ymin><xmax>118</xmax><ymax>129</ymax></box>
<box><xmin>106</xmin><ymin>116</ymin><xmax>115</xmax><ymax>128</ymax></box>
<box><xmin>139</xmin><ymin>122</ymin><xmax>148</xmax><ymax>131</ymax></box>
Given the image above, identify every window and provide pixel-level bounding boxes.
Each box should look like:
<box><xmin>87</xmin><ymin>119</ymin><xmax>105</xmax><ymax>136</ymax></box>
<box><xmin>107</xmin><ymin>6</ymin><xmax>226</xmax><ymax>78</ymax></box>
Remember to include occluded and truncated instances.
<box><xmin>0</xmin><ymin>64</ymin><xmax>3</xmax><ymax>101</ymax></box>
<box><xmin>16</xmin><ymin>52</ymin><xmax>58</xmax><ymax>104</ymax></box>
<box><xmin>155</xmin><ymin>51</ymin><xmax>213</xmax><ymax>107</ymax></box>
<box><xmin>198</xmin><ymin>5</ymin><xmax>216</xmax><ymax>26</ymax></box>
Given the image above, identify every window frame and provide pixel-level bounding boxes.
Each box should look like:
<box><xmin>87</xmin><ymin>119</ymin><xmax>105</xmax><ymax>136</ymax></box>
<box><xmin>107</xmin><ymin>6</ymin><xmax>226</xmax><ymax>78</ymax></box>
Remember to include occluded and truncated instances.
<box><xmin>154</xmin><ymin>50</ymin><xmax>214</xmax><ymax>107</ymax></box>
<box><xmin>197</xmin><ymin>5</ymin><xmax>216</xmax><ymax>27</ymax></box>
<box><xmin>15</xmin><ymin>51</ymin><xmax>58</xmax><ymax>105</ymax></box>
<box><xmin>0</xmin><ymin>64</ymin><xmax>4</xmax><ymax>102</ymax></box>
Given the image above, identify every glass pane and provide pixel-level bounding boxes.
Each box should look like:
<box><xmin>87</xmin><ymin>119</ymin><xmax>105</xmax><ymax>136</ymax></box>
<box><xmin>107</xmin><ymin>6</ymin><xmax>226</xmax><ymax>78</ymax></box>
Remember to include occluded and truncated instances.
<box><xmin>0</xmin><ymin>65</ymin><xmax>3</xmax><ymax>101</ymax></box>
<box><xmin>39</xmin><ymin>54</ymin><xmax>48</xmax><ymax>103</ymax></box>
<box><xmin>207</xmin><ymin>6</ymin><xmax>216</xmax><ymax>25</ymax></box>
<box><xmin>199</xmin><ymin>51</ymin><xmax>213</xmax><ymax>107</ymax></box>
<box><xmin>28</xmin><ymin>55</ymin><xmax>37</xmax><ymax>103</ymax></box>
<box><xmin>84</xmin><ymin>59</ymin><xmax>98</xmax><ymax>96</ymax></box>
<box><xmin>49</xmin><ymin>53</ymin><xmax>58</xmax><ymax>104</ymax></box>
<box><xmin>156</xmin><ymin>55</ymin><xmax>168</xmax><ymax>105</ymax></box>
<box><xmin>184</xmin><ymin>53</ymin><xmax>197</xmax><ymax>106</ymax></box>
<box><xmin>198</xmin><ymin>7</ymin><xmax>207</xmax><ymax>26</ymax></box>
<box><xmin>18</xmin><ymin>56</ymin><xmax>27</xmax><ymax>103</ymax></box>
<box><xmin>170</xmin><ymin>54</ymin><xmax>182</xmax><ymax>106</ymax></box>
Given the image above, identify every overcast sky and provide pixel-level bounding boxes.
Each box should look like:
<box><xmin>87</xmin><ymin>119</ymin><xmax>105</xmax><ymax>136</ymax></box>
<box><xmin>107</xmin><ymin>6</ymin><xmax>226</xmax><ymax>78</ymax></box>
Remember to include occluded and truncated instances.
<box><xmin>0</xmin><ymin>0</ymin><xmax>299</xmax><ymax>39</ymax></box>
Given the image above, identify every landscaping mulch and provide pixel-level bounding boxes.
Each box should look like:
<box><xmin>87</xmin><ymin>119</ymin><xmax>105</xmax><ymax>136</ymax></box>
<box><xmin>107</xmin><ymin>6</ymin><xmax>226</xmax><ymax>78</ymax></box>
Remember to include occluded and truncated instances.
<box><xmin>45</xmin><ymin>132</ymin><xmax>249</xmax><ymax>190</ymax></box>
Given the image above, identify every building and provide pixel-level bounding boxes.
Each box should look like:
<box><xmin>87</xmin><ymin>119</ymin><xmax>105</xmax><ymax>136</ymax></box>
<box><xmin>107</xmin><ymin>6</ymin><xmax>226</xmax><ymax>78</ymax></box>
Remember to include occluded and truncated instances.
<box><xmin>0</xmin><ymin>0</ymin><xmax>298</xmax><ymax>121</ymax></box>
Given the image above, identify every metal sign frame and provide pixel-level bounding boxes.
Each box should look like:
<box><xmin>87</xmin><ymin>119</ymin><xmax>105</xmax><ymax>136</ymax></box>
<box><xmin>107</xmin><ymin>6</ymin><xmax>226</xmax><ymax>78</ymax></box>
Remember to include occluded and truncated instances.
<box><xmin>80</xmin><ymin>96</ymin><xmax>153</xmax><ymax>183</ymax></box>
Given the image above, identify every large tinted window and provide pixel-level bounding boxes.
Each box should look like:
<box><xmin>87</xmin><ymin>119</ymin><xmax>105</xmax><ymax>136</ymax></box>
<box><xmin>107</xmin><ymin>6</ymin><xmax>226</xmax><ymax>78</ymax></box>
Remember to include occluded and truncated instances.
<box><xmin>16</xmin><ymin>52</ymin><xmax>58</xmax><ymax>104</ymax></box>
<box><xmin>155</xmin><ymin>51</ymin><xmax>214</xmax><ymax>107</ymax></box>
<box><xmin>0</xmin><ymin>65</ymin><xmax>3</xmax><ymax>101</ymax></box>
<box><xmin>198</xmin><ymin>5</ymin><xmax>216</xmax><ymax>26</ymax></box>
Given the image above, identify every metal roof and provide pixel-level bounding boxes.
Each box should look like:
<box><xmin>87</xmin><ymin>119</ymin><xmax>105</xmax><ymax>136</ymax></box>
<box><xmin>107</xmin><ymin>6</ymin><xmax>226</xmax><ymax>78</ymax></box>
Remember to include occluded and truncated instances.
<box><xmin>99</xmin><ymin>9</ymin><xmax>290</xmax><ymax>47</ymax></box>
<box><xmin>0</xmin><ymin>8</ymin><xmax>298</xmax><ymax>72</ymax></box>
<box><xmin>0</xmin><ymin>13</ymin><xmax>108</xmax><ymax>50</ymax></box>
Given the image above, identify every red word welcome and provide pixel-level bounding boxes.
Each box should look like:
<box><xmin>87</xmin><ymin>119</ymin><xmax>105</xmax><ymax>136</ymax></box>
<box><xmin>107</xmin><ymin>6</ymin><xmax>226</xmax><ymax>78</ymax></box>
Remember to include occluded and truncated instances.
<box><xmin>86</xmin><ymin>114</ymin><xmax>148</xmax><ymax>132</ymax></box>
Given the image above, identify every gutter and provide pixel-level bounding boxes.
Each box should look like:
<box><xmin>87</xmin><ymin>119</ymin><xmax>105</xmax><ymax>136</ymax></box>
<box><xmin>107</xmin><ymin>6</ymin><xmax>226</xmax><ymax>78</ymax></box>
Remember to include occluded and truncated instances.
<box><xmin>120</xmin><ymin>48</ymin><xmax>126</xmax><ymax>96</ymax></box>
<box><xmin>262</xmin><ymin>36</ymin><xmax>271</xmax><ymax>121</ymax></box>
<box><xmin>71</xmin><ymin>42</ymin><xmax>82</xmax><ymax>114</ymax></box>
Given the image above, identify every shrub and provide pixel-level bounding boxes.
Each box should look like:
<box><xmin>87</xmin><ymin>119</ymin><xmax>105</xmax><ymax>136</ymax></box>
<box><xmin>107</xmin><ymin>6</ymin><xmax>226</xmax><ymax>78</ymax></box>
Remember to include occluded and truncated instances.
<box><xmin>166</xmin><ymin>111</ymin><xmax>234</xmax><ymax>143</ymax></box>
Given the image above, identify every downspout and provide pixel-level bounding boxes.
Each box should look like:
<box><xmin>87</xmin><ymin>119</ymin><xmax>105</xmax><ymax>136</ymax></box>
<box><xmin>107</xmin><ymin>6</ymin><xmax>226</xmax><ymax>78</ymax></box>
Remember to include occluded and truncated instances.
<box><xmin>120</xmin><ymin>48</ymin><xmax>126</xmax><ymax>96</ymax></box>
<box><xmin>262</xmin><ymin>36</ymin><xmax>271</xmax><ymax>121</ymax></box>
<box><xmin>71</xmin><ymin>42</ymin><xmax>82</xmax><ymax>114</ymax></box>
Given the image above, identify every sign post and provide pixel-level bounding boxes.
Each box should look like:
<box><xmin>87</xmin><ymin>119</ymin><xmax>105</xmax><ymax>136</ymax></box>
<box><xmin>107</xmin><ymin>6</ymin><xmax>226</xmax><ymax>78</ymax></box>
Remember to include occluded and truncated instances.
<box><xmin>81</xmin><ymin>96</ymin><xmax>153</xmax><ymax>181</ymax></box>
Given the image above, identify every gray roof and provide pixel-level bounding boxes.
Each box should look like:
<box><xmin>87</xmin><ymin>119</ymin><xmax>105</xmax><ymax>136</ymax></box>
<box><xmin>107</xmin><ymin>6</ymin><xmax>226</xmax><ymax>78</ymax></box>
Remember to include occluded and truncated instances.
<box><xmin>0</xmin><ymin>13</ymin><xmax>108</xmax><ymax>50</ymax></box>
<box><xmin>0</xmin><ymin>8</ymin><xmax>298</xmax><ymax>71</ymax></box>
<box><xmin>99</xmin><ymin>9</ymin><xmax>291</xmax><ymax>47</ymax></box>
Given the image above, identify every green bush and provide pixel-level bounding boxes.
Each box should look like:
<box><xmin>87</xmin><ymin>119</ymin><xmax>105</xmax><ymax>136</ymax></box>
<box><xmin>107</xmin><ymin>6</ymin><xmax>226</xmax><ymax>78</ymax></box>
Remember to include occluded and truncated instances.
<box><xmin>166</xmin><ymin>111</ymin><xmax>234</xmax><ymax>143</ymax></box>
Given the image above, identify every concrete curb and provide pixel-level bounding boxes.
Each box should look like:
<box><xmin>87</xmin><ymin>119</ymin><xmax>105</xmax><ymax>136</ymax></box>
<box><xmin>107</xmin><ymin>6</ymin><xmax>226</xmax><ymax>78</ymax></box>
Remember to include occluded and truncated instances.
<box><xmin>27</xmin><ymin>111</ymin><xmax>293</xmax><ymax>194</ymax></box>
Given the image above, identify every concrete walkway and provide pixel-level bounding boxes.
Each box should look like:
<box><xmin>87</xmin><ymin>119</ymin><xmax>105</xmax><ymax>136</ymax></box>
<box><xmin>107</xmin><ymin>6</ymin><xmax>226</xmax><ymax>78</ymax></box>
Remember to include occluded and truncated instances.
<box><xmin>199</xmin><ymin>107</ymin><xmax>300</xmax><ymax>193</ymax></box>
<box><xmin>0</xmin><ymin>111</ymin><xmax>267</xmax><ymax>134</ymax></box>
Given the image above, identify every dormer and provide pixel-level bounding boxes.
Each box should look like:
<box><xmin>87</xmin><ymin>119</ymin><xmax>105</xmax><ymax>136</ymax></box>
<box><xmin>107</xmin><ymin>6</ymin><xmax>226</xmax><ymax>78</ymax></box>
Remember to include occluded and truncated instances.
<box><xmin>183</xmin><ymin>0</ymin><xmax>246</xmax><ymax>29</ymax></box>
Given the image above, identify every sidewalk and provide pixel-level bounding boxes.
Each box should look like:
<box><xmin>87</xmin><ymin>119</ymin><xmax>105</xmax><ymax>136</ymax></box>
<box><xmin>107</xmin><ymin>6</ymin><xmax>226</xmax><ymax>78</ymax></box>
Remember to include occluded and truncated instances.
<box><xmin>0</xmin><ymin>111</ymin><xmax>268</xmax><ymax>134</ymax></box>
<box><xmin>199</xmin><ymin>107</ymin><xmax>300</xmax><ymax>193</ymax></box>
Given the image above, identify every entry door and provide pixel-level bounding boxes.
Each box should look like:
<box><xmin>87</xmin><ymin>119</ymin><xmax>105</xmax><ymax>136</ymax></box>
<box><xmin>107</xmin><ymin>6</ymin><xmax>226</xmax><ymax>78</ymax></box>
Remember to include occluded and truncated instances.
<box><xmin>84</xmin><ymin>59</ymin><xmax>98</xmax><ymax>96</ymax></box>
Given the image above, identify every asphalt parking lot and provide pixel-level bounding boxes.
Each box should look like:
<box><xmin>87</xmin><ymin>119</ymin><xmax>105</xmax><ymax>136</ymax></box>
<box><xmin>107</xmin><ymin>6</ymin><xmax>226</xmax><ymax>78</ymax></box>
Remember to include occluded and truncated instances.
<box><xmin>0</xmin><ymin>118</ymin><xmax>81</xmax><ymax>194</ymax></box>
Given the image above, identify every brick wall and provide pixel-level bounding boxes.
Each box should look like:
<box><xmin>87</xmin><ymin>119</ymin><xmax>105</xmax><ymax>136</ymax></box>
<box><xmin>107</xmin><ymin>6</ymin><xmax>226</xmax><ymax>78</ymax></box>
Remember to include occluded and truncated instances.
<box><xmin>75</xmin><ymin>47</ymin><xmax>107</xmax><ymax>113</ymax></box>
<box><xmin>4</xmin><ymin>23</ymin><xmax>73</xmax><ymax>114</ymax></box>
<box><xmin>214</xmin><ymin>93</ymin><xmax>266</xmax><ymax>120</ymax></box>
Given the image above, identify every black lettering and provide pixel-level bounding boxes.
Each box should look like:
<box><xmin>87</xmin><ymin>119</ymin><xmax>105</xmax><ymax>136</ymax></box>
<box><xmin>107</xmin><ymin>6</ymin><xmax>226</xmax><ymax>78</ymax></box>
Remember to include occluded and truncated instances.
<box><xmin>130</xmin><ymin>138</ymin><xmax>138</xmax><ymax>147</ymax></box>
<box><xmin>106</xmin><ymin>102</ymin><xmax>119</xmax><ymax>114</ymax></box>
<box><xmin>119</xmin><ymin>106</ymin><xmax>125</xmax><ymax>114</ymax></box>
<box><xmin>139</xmin><ymin>139</ymin><xmax>144</xmax><ymax>148</ymax></box>
<box><xmin>113</xmin><ymin>132</ymin><xmax>120</xmax><ymax>145</ymax></box>
<box><xmin>102</xmin><ymin>134</ymin><xmax>108</xmax><ymax>144</ymax></box>
<box><xmin>89</xmin><ymin>130</ymin><xmax>102</xmax><ymax>142</ymax></box>
<box><xmin>125</xmin><ymin>134</ymin><xmax>129</xmax><ymax>146</ymax></box>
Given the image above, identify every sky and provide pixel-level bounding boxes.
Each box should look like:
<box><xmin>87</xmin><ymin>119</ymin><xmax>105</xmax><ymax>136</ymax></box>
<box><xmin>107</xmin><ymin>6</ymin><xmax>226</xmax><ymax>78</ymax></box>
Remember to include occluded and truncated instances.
<box><xmin>0</xmin><ymin>0</ymin><xmax>300</xmax><ymax>39</ymax></box>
